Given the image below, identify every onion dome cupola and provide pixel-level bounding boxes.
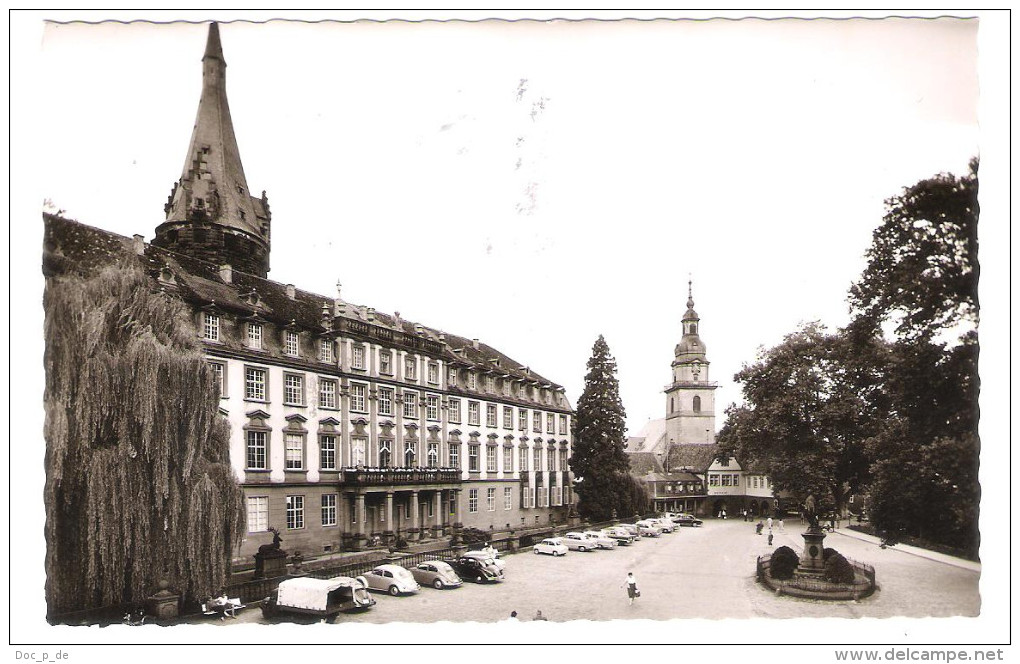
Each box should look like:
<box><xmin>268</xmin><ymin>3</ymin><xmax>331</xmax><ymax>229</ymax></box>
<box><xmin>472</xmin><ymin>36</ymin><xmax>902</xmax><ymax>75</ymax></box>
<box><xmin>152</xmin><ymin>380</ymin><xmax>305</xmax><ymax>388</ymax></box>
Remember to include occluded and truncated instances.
<box><xmin>671</xmin><ymin>279</ymin><xmax>710</xmax><ymax>385</ymax></box>
<box><xmin>153</xmin><ymin>22</ymin><xmax>272</xmax><ymax>278</ymax></box>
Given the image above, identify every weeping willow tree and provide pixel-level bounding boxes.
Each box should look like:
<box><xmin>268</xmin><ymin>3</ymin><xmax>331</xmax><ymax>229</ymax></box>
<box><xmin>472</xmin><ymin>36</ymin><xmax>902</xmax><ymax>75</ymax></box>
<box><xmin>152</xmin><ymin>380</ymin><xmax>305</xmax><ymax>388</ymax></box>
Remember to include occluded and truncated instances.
<box><xmin>44</xmin><ymin>261</ymin><xmax>245</xmax><ymax>617</ymax></box>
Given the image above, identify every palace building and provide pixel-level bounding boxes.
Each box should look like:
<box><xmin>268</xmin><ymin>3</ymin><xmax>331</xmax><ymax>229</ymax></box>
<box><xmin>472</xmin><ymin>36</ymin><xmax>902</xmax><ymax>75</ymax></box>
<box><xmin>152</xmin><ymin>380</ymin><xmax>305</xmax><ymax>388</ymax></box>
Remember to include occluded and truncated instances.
<box><xmin>626</xmin><ymin>283</ymin><xmax>778</xmax><ymax>517</ymax></box>
<box><xmin>43</xmin><ymin>23</ymin><xmax>576</xmax><ymax>563</ymax></box>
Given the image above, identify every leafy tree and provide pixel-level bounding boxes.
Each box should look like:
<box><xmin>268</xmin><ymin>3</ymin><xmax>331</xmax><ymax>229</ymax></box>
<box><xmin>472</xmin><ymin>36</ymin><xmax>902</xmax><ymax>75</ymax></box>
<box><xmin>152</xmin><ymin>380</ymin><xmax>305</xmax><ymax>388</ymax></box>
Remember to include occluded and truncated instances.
<box><xmin>569</xmin><ymin>335</ymin><xmax>644</xmax><ymax>520</ymax></box>
<box><xmin>717</xmin><ymin>323</ymin><xmax>886</xmax><ymax>514</ymax></box>
<box><xmin>849</xmin><ymin>158</ymin><xmax>978</xmax><ymax>343</ymax></box>
<box><xmin>848</xmin><ymin>161</ymin><xmax>980</xmax><ymax>553</ymax></box>
<box><xmin>44</xmin><ymin>262</ymin><xmax>246</xmax><ymax>617</ymax></box>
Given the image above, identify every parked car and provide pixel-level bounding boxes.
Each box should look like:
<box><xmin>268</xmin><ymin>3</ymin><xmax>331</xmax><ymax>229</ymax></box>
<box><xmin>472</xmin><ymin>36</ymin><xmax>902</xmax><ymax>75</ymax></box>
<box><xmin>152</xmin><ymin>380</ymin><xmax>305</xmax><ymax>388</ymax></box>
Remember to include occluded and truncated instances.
<box><xmin>261</xmin><ymin>576</ymin><xmax>375</xmax><ymax>622</ymax></box>
<box><xmin>652</xmin><ymin>518</ymin><xmax>677</xmax><ymax>533</ymax></box>
<box><xmin>562</xmin><ymin>532</ymin><xmax>597</xmax><ymax>551</ymax></box>
<box><xmin>582</xmin><ymin>530</ymin><xmax>618</xmax><ymax>549</ymax></box>
<box><xmin>533</xmin><ymin>537</ymin><xmax>569</xmax><ymax>556</ymax></box>
<box><xmin>462</xmin><ymin>548</ymin><xmax>507</xmax><ymax>571</ymax></box>
<box><xmin>636</xmin><ymin>520</ymin><xmax>663</xmax><ymax>537</ymax></box>
<box><xmin>615</xmin><ymin>523</ymin><xmax>641</xmax><ymax>538</ymax></box>
<box><xmin>674</xmin><ymin>513</ymin><xmax>703</xmax><ymax>527</ymax></box>
<box><xmin>601</xmin><ymin>527</ymin><xmax>635</xmax><ymax>545</ymax></box>
<box><xmin>446</xmin><ymin>556</ymin><xmax>504</xmax><ymax>583</ymax></box>
<box><xmin>409</xmin><ymin>561</ymin><xmax>463</xmax><ymax>590</ymax></box>
<box><xmin>362</xmin><ymin>564</ymin><xmax>421</xmax><ymax>596</ymax></box>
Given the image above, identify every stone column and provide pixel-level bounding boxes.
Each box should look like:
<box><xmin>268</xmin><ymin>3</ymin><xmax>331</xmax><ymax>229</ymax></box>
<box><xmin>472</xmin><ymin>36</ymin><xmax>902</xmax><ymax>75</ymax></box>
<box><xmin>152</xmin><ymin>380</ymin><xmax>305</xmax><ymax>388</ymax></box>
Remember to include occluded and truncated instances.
<box><xmin>411</xmin><ymin>490</ymin><xmax>420</xmax><ymax>538</ymax></box>
<box><xmin>433</xmin><ymin>491</ymin><xmax>442</xmax><ymax>535</ymax></box>
<box><xmin>357</xmin><ymin>493</ymin><xmax>367</xmax><ymax>536</ymax></box>
<box><xmin>452</xmin><ymin>488</ymin><xmax>463</xmax><ymax>529</ymax></box>
<box><xmin>385</xmin><ymin>491</ymin><xmax>395</xmax><ymax>538</ymax></box>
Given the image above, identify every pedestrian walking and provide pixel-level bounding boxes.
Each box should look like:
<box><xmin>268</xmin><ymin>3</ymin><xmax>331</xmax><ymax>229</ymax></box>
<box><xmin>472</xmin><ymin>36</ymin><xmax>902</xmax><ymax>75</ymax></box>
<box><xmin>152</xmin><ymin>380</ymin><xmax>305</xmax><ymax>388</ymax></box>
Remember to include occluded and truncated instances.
<box><xmin>778</xmin><ymin>517</ymin><xmax>785</xmax><ymax>533</ymax></box>
<box><xmin>767</xmin><ymin>529</ymin><xmax>774</xmax><ymax>546</ymax></box>
<box><xmin>766</xmin><ymin>516</ymin><xmax>773</xmax><ymax>531</ymax></box>
<box><xmin>624</xmin><ymin>572</ymin><xmax>640</xmax><ymax>605</ymax></box>
<box><xmin>508</xmin><ymin>611</ymin><xmax>519</xmax><ymax>622</ymax></box>
<box><xmin>755</xmin><ymin>521</ymin><xmax>763</xmax><ymax>535</ymax></box>
<box><xmin>533</xmin><ymin>609</ymin><xmax>548</xmax><ymax>621</ymax></box>
<box><xmin>742</xmin><ymin>509</ymin><xmax>748</xmax><ymax>522</ymax></box>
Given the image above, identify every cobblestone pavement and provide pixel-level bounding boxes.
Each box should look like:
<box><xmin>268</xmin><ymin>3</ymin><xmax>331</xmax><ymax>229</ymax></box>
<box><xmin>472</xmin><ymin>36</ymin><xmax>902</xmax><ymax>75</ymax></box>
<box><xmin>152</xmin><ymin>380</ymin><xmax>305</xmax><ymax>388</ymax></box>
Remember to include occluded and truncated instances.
<box><xmin>228</xmin><ymin>518</ymin><xmax>979</xmax><ymax>625</ymax></box>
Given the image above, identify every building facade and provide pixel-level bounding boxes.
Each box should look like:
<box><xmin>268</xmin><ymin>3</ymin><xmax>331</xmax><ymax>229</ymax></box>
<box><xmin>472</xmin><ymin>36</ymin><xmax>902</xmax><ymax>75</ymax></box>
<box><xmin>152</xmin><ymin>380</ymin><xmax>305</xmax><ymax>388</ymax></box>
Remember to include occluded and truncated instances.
<box><xmin>43</xmin><ymin>23</ymin><xmax>575</xmax><ymax>565</ymax></box>
<box><xmin>626</xmin><ymin>284</ymin><xmax>777</xmax><ymax>517</ymax></box>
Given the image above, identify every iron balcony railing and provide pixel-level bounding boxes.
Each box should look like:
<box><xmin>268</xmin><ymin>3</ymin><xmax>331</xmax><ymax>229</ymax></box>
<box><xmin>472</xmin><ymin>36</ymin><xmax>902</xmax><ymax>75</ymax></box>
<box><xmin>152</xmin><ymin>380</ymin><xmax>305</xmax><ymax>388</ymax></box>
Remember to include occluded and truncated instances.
<box><xmin>341</xmin><ymin>467</ymin><xmax>462</xmax><ymax>486</ymax></box>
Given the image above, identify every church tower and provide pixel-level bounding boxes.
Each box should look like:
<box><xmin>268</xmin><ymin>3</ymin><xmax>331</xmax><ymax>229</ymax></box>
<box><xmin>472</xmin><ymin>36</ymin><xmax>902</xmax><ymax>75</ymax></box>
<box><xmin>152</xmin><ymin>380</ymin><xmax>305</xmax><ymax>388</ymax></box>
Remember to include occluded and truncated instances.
<box><xmin>153</xmin><ymin>22</ymin><xmax>271</xmax><ymax>278</ymax></box>
<box><xmin>664</xmin><ymin>280</ymin><xmax>718</xmax><ymax>445</ymax></box>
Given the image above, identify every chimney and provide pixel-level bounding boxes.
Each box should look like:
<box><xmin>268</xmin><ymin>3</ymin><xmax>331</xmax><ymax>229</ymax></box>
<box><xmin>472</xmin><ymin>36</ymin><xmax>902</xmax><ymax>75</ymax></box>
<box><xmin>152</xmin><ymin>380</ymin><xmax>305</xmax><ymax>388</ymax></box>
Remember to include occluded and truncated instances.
<box><xmin>132</xmin><ymin>234</ymin><xmax>145</xmax><ymax>255</ymax></box>
<box><xmin>219</xmin><ymin>264</ymin><xmax>232</xmax><ymax>283</ymax></box>
<box><xmin>285</xmin><ymin>284</ymin><xmax>295</xmax><ymax>300</ymax></box>
<box><xmin>472</xmin><ymin>338</ymin><xmax>480</xmax><ymax>350</ymax></box>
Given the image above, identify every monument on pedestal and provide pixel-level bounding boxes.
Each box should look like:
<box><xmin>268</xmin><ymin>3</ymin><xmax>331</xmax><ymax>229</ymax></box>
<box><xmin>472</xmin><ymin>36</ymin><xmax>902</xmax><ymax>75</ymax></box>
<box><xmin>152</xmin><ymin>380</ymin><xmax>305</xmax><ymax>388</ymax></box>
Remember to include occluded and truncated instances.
<box><xmin>799</xmin><ymin>494</ymin><xmax>827</xmax><ymax>575</ymax></box>
<box><xmin>254</xmin><ymin>527</ymin><xmax>288</xmax><ymax>579</ymax></box>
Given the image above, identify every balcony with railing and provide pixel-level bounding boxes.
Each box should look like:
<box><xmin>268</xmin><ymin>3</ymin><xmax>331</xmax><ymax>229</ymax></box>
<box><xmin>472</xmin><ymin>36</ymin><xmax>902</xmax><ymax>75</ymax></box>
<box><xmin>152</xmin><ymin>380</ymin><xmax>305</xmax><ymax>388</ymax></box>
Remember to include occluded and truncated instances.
<box><xmin>341</xmin><ymin>466</ymin><xmax>462</xmax><ymax>487</ymax></box>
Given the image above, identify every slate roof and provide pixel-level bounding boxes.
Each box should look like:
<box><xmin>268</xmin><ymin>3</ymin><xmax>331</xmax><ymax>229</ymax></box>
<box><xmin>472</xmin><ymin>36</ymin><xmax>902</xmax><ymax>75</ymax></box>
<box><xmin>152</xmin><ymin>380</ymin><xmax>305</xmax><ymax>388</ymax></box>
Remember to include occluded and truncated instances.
<box><xmin>42</xmin><ymin>213</ymin><xmax>570</xmax><ymax>405</ymax></box>
<box><xmin>667</xmin><ymin>443</ymin><xmax>724</xmax><ymax>473</ymax></box>
<box><xmin>626</xmin><ymin>452</ymin><xmax>663</xmax><ymax>476</ymax></box>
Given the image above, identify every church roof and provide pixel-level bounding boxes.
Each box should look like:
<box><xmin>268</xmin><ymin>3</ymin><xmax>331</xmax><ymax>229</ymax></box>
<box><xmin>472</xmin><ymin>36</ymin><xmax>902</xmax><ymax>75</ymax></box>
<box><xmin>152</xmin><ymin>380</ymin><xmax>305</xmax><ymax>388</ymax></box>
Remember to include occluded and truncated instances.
<box><xmin>667</xmin><ymin>443</ymin><xmax>723</xmax><ymax>473</ymax></box>
<box><xmin>42</xmin><ymin>213</ymin><xmax>571</xmax><ymax>408</ymax></box>
<box><xmin>626</xmin><ymin>452</ymin><xmax>663</xmax><ymax>476</ymax></box>
<box><xmin>163</xmin><ymin>22</ymin><xmax>265</xmax><ymax>241</ymax></box>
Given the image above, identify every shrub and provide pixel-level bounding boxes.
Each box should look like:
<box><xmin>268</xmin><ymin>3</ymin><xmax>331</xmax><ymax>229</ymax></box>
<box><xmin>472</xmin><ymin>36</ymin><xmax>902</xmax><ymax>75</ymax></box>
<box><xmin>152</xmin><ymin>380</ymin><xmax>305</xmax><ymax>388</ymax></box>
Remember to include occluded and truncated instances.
<box><xmin>770</xmin><ymin>545</ymin><xmax>800</xmax><ymax>580</ymax></box>
<box><xmin>394</xmin><ymin>537</ymin><xmax>409</xmax><ymax>551</ymax></box>
<box><xmin>824</xmin><ymin>553</ymin><xmax>856</xmax><ymax>584</ymax></box>
<box><xmin>822</xmin><ymin>547</ymin><xmax>839</xmax><ymax>562</ymax></box>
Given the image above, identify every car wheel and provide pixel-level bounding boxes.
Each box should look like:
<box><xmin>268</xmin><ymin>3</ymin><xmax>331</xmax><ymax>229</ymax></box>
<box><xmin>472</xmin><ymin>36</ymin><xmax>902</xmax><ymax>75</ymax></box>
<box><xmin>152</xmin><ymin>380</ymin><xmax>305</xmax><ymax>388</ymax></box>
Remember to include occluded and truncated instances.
<box><xmin>534</xmin><ymin>548</ymin><xmax>540</xmax><ymax>554</ymax></box>
<box><xmin>325</xmin><ymin>613</ymin><xmax>338</xmax><ymax>624</ymax></box>
<box><xmin>433</xmin><ymin>579</ymin><xmax>444</xmax><ymax>590</ymax></box>
<box><xmin>579</xmin><ymin>545</ymin><xmax>587</xmax><ymax>552</ymax></box>
<box><xmin>554</xmin><ymin>550</ymin><xmax>562</xmax><ymax>557</ymax></box>
<box><xmin>389</xmin><ymin>585</ymin><xmax>400</xmax><ymax>597</ymax></box>
<box><xmin>476</xmin><ymin>575</ymin><xmax>483</xmax><ymax>582</ymax></box>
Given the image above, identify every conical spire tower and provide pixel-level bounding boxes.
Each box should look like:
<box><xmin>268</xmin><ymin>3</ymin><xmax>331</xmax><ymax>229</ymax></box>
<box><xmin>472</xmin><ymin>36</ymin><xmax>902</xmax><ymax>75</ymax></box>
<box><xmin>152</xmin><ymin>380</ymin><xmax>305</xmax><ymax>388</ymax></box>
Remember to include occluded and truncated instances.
<box><xmin>153</xmin><ymin>22</ymin><xmax>271</xmax><ymax>277</ymax></box>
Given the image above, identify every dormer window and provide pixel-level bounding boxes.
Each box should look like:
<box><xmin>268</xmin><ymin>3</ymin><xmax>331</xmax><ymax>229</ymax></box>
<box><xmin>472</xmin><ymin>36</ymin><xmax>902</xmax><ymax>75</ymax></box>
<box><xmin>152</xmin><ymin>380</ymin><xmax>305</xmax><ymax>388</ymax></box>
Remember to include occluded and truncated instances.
<box><xmin>285</xmin><ymin>330</ymin><xmax>299</xmax><ymax>356</ymax></box>
<box><xmin>319</xmin><ymin>338</ymin><xmax>334</xmax><ymax>363</ymax></box>
<box><xmin>202</xmin><ymin>312</ymin><xmax>220</xmax><ymax>341</ymax></box>
<box><xmin>352</xmin><ymin>344</ymin><xmax>366</xmax><ymax>370</ymax></box>
<box><xmin>485</xmin><ymin>375</ymin><xmax>495</xmax><ymax>392</ymax></box>
<box><xmin>247</xmin><ymin>322</ymin><xmax>263</xmax><ymax>350</ymax></box>
<box><xmin>467</xmin><ymin>372</ymin><xmax>477</xmax><ymax>391</ymax></box>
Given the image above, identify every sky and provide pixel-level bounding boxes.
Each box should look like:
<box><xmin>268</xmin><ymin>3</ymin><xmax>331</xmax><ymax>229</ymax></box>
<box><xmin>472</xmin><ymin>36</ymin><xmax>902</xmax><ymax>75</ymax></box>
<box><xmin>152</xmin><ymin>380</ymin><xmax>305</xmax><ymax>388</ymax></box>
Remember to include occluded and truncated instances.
<box><xmin>10</xmin><ymin>9</ymin><xmax>1012</xmax><ymax>650</ymax></box>
<box><xmin>30</xmin><ymin>15</ymin><xmax>982</xmax><ymax>434</ymax></box>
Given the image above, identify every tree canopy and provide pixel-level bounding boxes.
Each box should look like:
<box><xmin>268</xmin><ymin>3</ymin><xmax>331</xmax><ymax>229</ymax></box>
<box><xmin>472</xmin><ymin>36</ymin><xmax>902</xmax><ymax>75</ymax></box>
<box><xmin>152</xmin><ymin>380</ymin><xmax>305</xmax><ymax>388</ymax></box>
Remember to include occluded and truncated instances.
<box><xmin>569</xmin><ymin>335</ymin><xmax>646</xmax><ymax>520</ymax></box>
<box><xmin>44</xmin><ymin>263</ymin><xmax>246</xmax><ymax>617</ymax></box>
<box><xmin>717</xmin><ymin>323</ymin><xmax>885</xmax><ymax>512</ymax></box>
<box><xmin>849</xmin><ymin>158</ymin><xmax>978</xmax><ymax>343</ymax></box>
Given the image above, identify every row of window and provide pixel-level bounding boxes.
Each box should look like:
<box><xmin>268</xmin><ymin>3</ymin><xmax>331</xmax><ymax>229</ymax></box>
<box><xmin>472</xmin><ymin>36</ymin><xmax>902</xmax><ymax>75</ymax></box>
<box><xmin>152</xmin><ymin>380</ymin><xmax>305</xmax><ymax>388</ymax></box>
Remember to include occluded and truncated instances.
<box><xmin>247</xmin><ymin>494</ymin><xmax>338</xmax><ymax>532</ymax></box>
<box><xmin>669</xmin><ymin>394</ymin><xmax>704</xmax><ymax>413</ymax></box>
<box><xmin>466</xmin><ymin>487</ymin><xmax>514</xmax><ymax>513</ymax></box>
<box><xmin>218</xmin><ymin>362</ymin><xmax>569</xmax><ymax>433</ymax></box>
<box><xmin>245</xmin><ymin>429</ymin><xmax>570</xmax><ymax>473</ymax></box>
<box><xmin>708</xmin><ymin>473</ymin><xmax>742</xmax><ymax>487</ymax></box>
<box><xmin>247</xmin><ymin>493</ymin><xmax>445</xmax><ymax>533</ymax></box>
<box><xmin>518</xmin><ymin>486</ymin><xmax>565</xmax><ymax>509</ymax></box>
<box><xmin>202</xmin><ymin>313</ymin><xmax>561</xmax><ymax>404</ymax></box>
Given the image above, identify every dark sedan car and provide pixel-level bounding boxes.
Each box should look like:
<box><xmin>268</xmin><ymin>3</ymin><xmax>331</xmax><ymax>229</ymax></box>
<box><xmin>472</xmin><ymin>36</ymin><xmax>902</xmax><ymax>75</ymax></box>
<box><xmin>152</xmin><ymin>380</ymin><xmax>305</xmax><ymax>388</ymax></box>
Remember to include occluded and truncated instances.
<box><xmin>444</xmin><ymin>556</ymin><xmax>504</xmax><ymax>583</ymax></box>
<box><xmin>674</xmin><ymin>514</ymin><xmax>704</xmax><ymax>527</ymax></box>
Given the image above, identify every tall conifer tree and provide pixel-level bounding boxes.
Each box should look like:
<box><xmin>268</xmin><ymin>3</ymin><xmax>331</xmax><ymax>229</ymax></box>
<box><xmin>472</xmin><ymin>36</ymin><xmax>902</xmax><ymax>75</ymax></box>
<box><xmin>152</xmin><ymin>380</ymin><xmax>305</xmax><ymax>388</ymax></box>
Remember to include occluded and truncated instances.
<box><xmin>569</xmin><ymin>336</ymin><xmax>646</xmax><ymax>520</ymax></box>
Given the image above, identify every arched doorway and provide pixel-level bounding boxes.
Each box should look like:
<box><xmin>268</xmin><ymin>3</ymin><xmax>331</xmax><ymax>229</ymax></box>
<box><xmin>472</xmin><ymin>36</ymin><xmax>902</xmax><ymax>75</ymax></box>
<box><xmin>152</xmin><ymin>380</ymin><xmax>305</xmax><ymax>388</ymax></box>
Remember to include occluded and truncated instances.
<box><xmin>749</xmin><ymin>500</ymin><xmax>759</xmax><ymax>516</ymax></box>
<box><xmin>712</xmin><ymin>499</ymin><xmax>728</xmax><ymax>518</ymax></box>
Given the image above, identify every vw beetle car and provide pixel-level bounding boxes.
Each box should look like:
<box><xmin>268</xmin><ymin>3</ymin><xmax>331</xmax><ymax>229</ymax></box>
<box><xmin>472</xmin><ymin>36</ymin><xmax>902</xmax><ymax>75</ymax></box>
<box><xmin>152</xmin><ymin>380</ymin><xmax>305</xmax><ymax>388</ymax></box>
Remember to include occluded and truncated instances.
<box><xmin>409</xmin><ymin>560</ymin><xmax>462</xmax><ymax>589</ymax></box>
<box><xmin>533</xmin><ymin>537</ymin><xmax>569</xmax><ymax>556</ymax></box>
<box><xmin>445</xmin><ymin>555</ymin><xmax>504</xmax><ymax>583</ymax></box>
<box><xmin>362</xmin><ymin>564</ymin><xmax>421</xmax><ymax>596</ymax></box>
<box><xmin>261</xmin><ymin>576</ymin><xmax>375</xmax><ymax>622</ymax></box>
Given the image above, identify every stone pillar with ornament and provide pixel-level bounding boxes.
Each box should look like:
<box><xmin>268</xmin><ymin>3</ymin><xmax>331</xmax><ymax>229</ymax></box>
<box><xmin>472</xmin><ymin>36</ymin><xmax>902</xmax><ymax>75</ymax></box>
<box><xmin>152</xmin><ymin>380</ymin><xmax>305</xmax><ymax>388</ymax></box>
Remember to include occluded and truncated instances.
<box><xmin>410</xmin><ymin>490</ymin><xmax>420</xmax><ymax>539</ymax></box>
<box><xmin>146</xmin><ymin>579</ymin><xmax>180</xmax><ymax>620</ymax></box>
